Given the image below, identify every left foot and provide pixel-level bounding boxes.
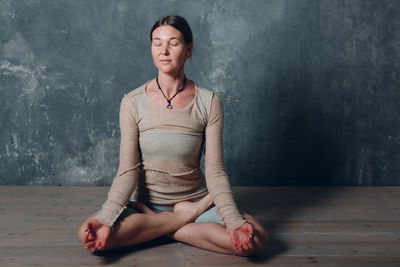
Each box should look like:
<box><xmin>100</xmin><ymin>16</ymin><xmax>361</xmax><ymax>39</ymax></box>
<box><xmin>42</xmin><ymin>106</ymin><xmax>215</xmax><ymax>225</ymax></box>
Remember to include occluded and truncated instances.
<box><xmin>173</xmin><ymin>194</ymin><xmax>213</xmax><ymax>222</ymax></box>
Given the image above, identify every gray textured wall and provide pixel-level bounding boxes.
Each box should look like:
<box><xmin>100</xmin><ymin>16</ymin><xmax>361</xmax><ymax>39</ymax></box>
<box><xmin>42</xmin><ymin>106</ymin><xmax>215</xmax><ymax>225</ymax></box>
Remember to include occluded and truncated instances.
<box><xmin>1</xmin><ymin>0</ymin><xmax>400</xmax><ymax>186</ymax></box>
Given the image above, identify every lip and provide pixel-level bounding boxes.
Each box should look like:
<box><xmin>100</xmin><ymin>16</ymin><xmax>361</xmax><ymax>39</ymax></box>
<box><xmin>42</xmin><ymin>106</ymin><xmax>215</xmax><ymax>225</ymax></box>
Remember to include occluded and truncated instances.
<box><xmin>160</xmin><ymin>59</ymin><xmax>171</xmax><ymax>63</ymax></box>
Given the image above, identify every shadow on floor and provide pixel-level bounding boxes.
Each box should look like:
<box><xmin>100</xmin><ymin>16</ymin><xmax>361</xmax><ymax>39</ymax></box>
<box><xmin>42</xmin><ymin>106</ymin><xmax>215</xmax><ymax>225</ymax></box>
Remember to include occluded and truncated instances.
<box><xmin>93</xmin><ymin>236</ymin><xmax>176</xmax><ymax>265</ymax></box>
<box><xmin>234</xmin><ymin>186</ymin><xmax>342</xmax><ymax>263</ymax></box>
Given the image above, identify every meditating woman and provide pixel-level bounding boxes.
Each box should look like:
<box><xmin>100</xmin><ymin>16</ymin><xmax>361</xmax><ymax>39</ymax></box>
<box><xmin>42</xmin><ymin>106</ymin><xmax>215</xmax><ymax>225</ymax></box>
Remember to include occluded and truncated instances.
<box><xmin>78</xmin><ymin>15</ymin><xmax>268</xmax><ymax>256</ymax></box>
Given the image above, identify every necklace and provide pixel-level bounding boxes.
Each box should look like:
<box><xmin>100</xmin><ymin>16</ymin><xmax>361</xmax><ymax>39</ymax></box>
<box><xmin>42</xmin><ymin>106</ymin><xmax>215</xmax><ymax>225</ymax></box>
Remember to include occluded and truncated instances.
<box><xmin>156</xmin><ymin>74</ymin><xmax>187</xmax><ymax>109</ymax></box>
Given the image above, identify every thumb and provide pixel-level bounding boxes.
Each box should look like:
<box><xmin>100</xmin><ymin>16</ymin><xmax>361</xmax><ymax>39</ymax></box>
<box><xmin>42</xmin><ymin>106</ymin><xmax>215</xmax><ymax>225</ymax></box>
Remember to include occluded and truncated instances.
<box><xmin>244</xmin><ymin>223</ymin><xmax>254</xmax><ymax>237</ymax></box>
<box><xmin>86</xmin><ymin>221</ymin><xmax>94</xmax><ymax>231</ymax></box>
<box><xmin>86</xmin><ymin>220</ymin><xmax>100</xmax><ymax>233</ymax></box>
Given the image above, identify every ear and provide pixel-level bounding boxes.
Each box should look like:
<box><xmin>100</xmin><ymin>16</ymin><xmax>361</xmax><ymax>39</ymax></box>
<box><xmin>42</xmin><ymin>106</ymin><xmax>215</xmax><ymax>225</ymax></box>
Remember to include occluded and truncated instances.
<box><xmin>186</xmin><ymin>42</ymin><xmax>193</xmax><ymax>57</ymax></box>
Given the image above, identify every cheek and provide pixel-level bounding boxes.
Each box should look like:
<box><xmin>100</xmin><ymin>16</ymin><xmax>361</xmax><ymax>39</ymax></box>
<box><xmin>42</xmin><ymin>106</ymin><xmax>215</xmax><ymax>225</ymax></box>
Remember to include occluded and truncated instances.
<box><xmin>151</xmin><ymin>48</ymin><xmax>157</xmax><ymax>57</ymax></box>
<box><xmin>174</xmin><ymin>48</ymin><xmax>187</xmax><ymax>61</ymax></box>
<box><xmin>151</xmin><ymin>49</ymin><xmax>159</xmax><ymax>62</ymax></box>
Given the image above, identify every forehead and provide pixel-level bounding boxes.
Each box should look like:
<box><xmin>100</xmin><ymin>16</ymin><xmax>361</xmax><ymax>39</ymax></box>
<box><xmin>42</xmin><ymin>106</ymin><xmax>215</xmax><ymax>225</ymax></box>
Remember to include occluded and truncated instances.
<box><xmin>152</xmin><ymin>25</ymin><xmax>183</xmax><ymax>40</ymax></box>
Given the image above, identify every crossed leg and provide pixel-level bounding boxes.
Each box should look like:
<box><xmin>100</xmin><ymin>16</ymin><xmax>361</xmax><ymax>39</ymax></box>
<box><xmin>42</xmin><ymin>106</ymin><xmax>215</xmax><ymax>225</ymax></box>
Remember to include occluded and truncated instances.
<box><xmin>132</xmin><ymin>200</ymin><xmax>269</xmax><ymax>256</ymax></box>
<box><xmin>78</xmin><ymin>194</ymin><xmax>213</xmax><ymax>251</ymax></box>
<box><xmin>78</xmin><ymin>195</ymin><xmax>268</xmax><ymax>256</ymax></box>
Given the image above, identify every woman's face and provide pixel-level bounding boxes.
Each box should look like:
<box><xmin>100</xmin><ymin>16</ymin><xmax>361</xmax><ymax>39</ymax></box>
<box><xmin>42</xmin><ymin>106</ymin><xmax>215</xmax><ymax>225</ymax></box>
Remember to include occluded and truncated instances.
<box><xmin>151</xmin><ymin>25</ymin><xmax>193</xmax><ymax>75</ymax></box>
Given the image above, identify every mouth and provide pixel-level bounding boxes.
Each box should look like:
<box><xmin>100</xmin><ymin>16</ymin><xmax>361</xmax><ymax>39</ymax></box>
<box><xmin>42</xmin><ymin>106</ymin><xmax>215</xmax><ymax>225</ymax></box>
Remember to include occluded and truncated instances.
<box><xmin>160</xmin><ymin>59</ymin><xmax>171</xmax><ymax>63</ymax></box>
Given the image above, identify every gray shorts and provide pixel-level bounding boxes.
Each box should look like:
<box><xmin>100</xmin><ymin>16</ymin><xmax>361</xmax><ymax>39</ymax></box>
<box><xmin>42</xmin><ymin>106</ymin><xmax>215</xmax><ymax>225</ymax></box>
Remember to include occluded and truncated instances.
<box><xmin>98</xmin><ymin>198</ymin><xmax>245</xmax><ymax>227</ymax></box>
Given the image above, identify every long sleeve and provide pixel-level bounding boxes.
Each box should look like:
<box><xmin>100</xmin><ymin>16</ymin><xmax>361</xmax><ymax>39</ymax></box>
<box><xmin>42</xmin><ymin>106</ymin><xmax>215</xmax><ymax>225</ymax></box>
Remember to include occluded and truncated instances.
<box><xmin>94</xmin><ymin>94</ymin><xmax>141</xmax><ymax>227</ymax></box>
<box><xmin>204</xmin><ymin>93</ymin><xmax>248</xmax><ymax>232</ymax></box>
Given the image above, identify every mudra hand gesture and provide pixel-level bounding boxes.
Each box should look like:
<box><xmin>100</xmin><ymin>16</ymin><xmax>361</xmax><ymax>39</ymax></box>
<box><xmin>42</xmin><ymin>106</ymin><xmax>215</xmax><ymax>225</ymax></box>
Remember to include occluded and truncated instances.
<box><xmin>229</xmin><ymin>222</ymin><xmax>255</xmax><ymax>253</ymax></box>
<box><xmin>82</xmin><ymin>218</ymin><xmax>111</xmax><ymax>252</ymax></box>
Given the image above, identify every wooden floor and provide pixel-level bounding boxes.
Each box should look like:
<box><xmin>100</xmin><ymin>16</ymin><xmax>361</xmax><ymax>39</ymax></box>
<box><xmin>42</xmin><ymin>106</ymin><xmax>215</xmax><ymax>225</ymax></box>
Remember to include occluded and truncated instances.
<box><xmin>1</xmin><ymin>186</ymin><xmax>400</xmax><ymax>266</ymax></box>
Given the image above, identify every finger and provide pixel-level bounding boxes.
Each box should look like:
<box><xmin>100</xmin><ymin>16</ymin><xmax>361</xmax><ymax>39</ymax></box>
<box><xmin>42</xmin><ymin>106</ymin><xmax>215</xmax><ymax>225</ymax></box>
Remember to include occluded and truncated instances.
<box><xmin>247</xmin><ymin>238</ymin><xmax>255</xmax><ymax>251</ymax></box>
<box><xmin>85</xmin><ymin>241</ymin><xmax>95</xmax><ymax>250</ymax></box>
<box><xmin>84</xmin><ymin>228</ymin><xmax>91</xmax><ymax>243</ymax></box>
<box><xmin>84</xmin><ymin>240</ymin><xmax>92</xmax><ymax>249</ymax></box>
<box><xmin>234</xmin><ymin>239</ymin><xmax>242</xmax><ymax>251</ymax></box>
<box><xmin>244</xmin><ymin>223</ymin><xmax>253</xmax><ymax>237</ymax></box>
<box><xmin>88</xmin><ymin>221</ymin><xmax>97</xmax><ymax>231</ymax></box>
<box><xmin>87</xmin><ymin>229</ymin><xmax>96</xmax><ymax>242</ymax></box>
<box><xmin>231</xmin><ymin>240</ymin><xmax>237</xmax><ymax>250</ymax></box>
<box><xmin>83</xmin><ymin>222</ymin><xmax>93</xmax><ymax>243</ymax></box>
<box><xmin>248</xmin><ymin>223</ymin><xmax>254</xmax><ymax>237</ymax></box>
<box><xmin>231</xmin><ymin>239</ymin><xmax>239</xmax><ymax>250</ymax></box>
<box><xmin>98</xmin><ymin>236</ymin><xmax>108</xmax><ymax>249</ymax></box>
<box><xmin>86</xmin><ymin>223</ymin><xmax>93</xmax><ymax>236</ymax></box>
<box><xmin>83</xmin><ymin>227</ymin><xmax>89</xmax><ymax>243</ymax></box>
<box><xmin>91</xmin><ymin>241</ymin><xmax>100</xmax><ymax>252</ymax></box>
<box><xmin>94</xmin><ymin>239</ymin><xmax>103</xmax><ymax>251</ymax></box>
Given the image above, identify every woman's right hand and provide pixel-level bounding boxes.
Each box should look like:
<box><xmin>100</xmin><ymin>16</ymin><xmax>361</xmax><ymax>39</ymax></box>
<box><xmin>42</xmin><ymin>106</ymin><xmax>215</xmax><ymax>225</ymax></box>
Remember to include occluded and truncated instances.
<box><xmin>82</xmin><ymin>217</ymin><xmax>111</xmax><ymax>252</ymax></box>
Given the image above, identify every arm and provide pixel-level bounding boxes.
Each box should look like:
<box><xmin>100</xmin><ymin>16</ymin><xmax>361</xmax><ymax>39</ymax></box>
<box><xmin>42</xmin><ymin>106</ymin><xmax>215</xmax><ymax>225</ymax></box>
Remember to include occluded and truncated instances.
<box><xmin>94</xmin><ymin>94</ymin><xmax>141</xmax><ymax>227</ymax></box>
<box><xmin>204</xmin><ymin>93</ymin><xmax>248</xmax><ymax>232</ymax></box>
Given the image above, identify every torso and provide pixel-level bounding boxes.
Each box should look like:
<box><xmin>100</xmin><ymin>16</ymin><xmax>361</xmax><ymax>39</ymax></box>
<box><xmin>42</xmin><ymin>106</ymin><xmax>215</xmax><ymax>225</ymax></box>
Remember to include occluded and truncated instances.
<box><xmin>130</xmin><ymin>80</ymin><xmax>211</xmax><ymax>204</ymax></box>
<box><xmin>144</xmin><ymin>79</ymin><xmax>196</xmax><ymax>110</ymax></box>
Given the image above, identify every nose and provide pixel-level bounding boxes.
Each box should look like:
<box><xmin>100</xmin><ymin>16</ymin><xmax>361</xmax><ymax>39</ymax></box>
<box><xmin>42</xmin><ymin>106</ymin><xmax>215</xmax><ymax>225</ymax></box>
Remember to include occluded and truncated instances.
<box><xmin>161</xmin><ymin>44</ymin><xmax>170</xmax><ymax>55</ymax></box>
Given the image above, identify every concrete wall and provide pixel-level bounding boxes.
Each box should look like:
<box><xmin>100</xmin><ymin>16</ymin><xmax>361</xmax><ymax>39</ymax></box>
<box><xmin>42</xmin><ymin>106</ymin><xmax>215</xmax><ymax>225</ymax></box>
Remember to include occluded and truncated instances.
<box><xmin>1</xmin><ymin>0</ymin><xmax>399</xmax><ymax>185</ymax></box>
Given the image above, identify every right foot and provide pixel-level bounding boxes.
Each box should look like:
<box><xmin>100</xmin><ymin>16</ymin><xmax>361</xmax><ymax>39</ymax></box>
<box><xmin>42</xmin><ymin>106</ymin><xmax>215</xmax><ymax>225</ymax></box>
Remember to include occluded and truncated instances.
<box><xmin>173</xmin><ymin>194</ymin><xmax>213</xmax><ymax>222</ymax></box>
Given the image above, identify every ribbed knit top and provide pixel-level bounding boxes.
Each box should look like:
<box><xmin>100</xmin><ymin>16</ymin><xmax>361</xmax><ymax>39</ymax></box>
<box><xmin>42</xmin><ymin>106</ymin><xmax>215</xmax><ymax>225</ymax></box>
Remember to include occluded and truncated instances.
<box><xmin>94</xmin><ymin>81</ymin><xmax>247</xmax><ymax>232</ymax></box>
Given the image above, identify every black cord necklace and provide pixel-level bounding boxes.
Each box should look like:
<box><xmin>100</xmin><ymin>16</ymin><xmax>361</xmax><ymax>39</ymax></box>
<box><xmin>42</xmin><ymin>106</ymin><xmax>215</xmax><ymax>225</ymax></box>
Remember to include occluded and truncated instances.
<box><xmin>156</xmin><ymin>74</ymin><xmax>187</xmax><ymax>109</ymax></box>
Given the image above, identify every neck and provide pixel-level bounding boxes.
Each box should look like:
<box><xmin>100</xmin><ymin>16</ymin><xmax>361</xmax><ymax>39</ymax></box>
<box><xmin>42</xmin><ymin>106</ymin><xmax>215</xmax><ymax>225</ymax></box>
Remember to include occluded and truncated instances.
<box><xmin>156</xmin><ymin>70</ymin><xmax>186</xmax><ymax>96</ymax></box>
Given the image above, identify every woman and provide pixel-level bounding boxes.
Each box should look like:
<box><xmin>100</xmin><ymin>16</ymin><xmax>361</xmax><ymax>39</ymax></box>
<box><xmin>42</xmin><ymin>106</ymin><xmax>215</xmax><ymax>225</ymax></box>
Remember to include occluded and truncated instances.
<box><xmin>78</xmin><ymin>15</ymin><xmax>268</xmax><ymax>257</ymax></box>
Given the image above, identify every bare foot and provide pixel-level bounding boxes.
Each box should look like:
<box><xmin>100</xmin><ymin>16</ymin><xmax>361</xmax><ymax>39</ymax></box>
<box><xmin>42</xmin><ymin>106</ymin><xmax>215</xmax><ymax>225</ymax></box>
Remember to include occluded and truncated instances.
<box><xmin>128</xmin><ymin>201</ymin><xmax>156</xmax><ymax>215</ymax></box>
<box><xmin>173</xmin><ymin>194</ymin><xmax>213</xmax><ymax>222</ymax></box>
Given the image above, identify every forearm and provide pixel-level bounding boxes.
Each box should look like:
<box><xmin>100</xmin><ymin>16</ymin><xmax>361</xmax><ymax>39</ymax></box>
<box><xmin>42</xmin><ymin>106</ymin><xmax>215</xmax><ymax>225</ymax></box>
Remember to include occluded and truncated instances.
<box><xmin>94</xmin><ymin>164</ymin><xmax>140</xmax><ymax>226</ymax></box>
<box><xmin>205</xmin><ymin>169</ymin><xmax>248</xmax><ymax>232</ymax></box>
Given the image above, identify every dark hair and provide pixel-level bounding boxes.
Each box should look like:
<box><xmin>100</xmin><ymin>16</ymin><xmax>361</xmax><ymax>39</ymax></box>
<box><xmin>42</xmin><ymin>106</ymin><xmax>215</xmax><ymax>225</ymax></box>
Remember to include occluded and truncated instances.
<box><xmin>150</xmin><ymin>15</ymin><xmax>193</xmax><ymax>45</ymax></box>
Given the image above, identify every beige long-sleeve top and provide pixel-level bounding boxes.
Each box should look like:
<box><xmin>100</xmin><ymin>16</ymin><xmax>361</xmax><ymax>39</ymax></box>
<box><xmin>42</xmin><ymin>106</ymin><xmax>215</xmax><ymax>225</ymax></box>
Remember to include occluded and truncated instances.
<box><xmin>94</xmin><ymin>81</ymin><xmax>248</xmax><ymax>232</ymax></box>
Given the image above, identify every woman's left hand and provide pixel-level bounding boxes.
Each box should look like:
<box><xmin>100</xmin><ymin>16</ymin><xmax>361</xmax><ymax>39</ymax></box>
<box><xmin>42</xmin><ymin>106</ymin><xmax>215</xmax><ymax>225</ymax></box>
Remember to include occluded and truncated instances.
<box><xmin>229</xmin><ymin>222</ymin><xmax>255</xmax><ymax>252</ymax></box>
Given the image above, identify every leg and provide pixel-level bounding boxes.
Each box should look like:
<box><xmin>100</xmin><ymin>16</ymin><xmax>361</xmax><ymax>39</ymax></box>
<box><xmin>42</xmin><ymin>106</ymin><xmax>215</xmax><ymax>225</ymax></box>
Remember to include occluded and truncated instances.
<box><xmin>78</xmin><ymin>194</ymin><xmax>213</xmax><ymax>251</ymax></box>
<box><xmin>168</xmin><ymin>213</ymin><xmax>269</xmax><ymax>256</ymax></box>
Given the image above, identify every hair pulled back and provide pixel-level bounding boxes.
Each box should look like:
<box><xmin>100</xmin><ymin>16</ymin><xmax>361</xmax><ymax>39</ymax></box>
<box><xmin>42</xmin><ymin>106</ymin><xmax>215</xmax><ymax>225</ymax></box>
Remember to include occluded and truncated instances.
<box><xmin>150</xmin><ymin>15</ymin><xmax>193</xmax><ymax>45</ymax></box>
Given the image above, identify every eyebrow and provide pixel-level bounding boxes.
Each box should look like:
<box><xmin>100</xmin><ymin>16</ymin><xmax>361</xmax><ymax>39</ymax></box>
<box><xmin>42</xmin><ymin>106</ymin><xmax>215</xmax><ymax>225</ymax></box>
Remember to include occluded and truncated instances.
<box><xmin>152</xmin><ymin>37</ymin><xmax>180</xmax><ymax>41</ymax></box>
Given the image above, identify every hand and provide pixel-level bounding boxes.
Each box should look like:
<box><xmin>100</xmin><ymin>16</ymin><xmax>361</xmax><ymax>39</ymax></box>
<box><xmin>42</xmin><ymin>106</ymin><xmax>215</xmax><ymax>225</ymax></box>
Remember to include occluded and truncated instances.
<box><xmin>229</xmin><ymin>222</ymin><xmax>255</xmax><ymax>253</ymax></box>
<box><xmin>82</xmin><ymin>217</ymin><xmax>111</xmax><ymax>252</ymax></box>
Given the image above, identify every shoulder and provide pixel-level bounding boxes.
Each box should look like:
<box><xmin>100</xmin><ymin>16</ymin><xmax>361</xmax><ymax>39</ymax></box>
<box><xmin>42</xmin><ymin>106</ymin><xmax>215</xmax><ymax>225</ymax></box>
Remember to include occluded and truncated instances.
<box><xmin>193</xmin><ymin>83</ymin><xmax>224</xmax><ymax>125</ymax></box>
<box><xmin>194</xmin><ymin>83</ymin><xmax>222</xmax><ymax>112</ymax></box>
<box><xmin>120</xmin><ymin>81</ymin><xmax>148</xmax><ymax>121</ymax></box>
<box><xmin>124</xmin><ymin>82</ymin><xmax>147</xmax><ymax>103</ymax></box>
<box><xmin>195</xmin><ymin>83</ymin><xmax>213</xmax><ymax>97</ymax></box>
<box><xmin>121</xmin><ymin>81</ymin><xmax>149</xmax><ymax>109</ymax></box>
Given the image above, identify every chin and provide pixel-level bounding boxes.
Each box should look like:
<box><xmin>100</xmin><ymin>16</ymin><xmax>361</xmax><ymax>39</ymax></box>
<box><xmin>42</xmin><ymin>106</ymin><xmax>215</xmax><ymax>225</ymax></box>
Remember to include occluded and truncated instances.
<box><xmin>158</xmin><ymin>66</ymin><xmax>180</xmax><ymax>74</ymax></box>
